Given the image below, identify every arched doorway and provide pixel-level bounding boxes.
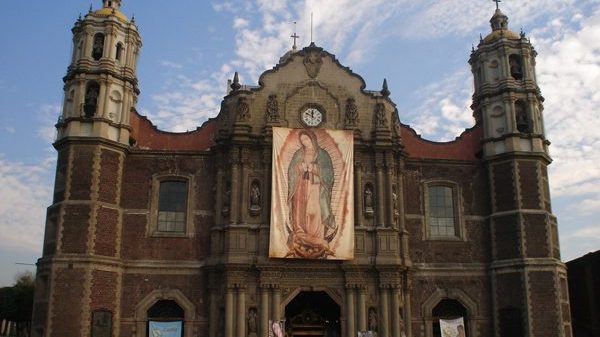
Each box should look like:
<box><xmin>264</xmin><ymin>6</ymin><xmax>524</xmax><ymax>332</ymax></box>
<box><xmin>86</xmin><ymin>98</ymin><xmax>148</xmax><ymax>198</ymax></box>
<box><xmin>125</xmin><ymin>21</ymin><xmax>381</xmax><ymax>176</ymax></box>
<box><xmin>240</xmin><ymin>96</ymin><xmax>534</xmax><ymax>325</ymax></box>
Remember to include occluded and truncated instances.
<box><xmin>285</xmin><ymin>291</ymin><xmax>341</xmax><ymax>337</ymax></box>
<box><xmin>432</xmin><ymin>299</ymin><xmax>467</xmax><ymax>337</ymax></box>
<box><xmin>147</xmin><ymin>300</ymin><xmax>184</xmax><ymax>337</ymax></box>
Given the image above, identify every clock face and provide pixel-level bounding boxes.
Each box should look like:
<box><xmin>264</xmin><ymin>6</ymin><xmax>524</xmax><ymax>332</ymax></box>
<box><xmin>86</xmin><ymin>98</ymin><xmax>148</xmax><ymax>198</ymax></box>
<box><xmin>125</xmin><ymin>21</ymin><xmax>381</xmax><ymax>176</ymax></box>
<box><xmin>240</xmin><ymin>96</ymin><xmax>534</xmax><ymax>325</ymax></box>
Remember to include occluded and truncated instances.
<box><xmin>301</xmin><ymin>108</ymin><xmax>323</xmax><ymax>127</ymax></box>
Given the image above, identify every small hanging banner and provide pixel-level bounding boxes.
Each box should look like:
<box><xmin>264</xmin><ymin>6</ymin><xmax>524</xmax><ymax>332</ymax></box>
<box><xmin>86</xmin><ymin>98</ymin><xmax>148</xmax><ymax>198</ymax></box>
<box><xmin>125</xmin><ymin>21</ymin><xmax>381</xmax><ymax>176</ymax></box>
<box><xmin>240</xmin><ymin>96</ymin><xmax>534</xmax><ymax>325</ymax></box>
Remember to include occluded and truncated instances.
<box><xmin>148</xmin><ymin>321</ymin><xmax>183</xmax><ymax>337</ymax></box>
<box><xmin>440</xmin><ymin>317</ymin><xmax>466</xmax><ymax>337</ymax></box>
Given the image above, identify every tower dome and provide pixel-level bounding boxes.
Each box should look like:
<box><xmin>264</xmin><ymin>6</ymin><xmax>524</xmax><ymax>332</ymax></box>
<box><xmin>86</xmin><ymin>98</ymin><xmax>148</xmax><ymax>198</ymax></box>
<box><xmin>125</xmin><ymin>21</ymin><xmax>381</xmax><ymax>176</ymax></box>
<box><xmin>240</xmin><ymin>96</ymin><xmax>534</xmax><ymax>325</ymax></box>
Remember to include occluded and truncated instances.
<box><xmin>91</xmin><ymin>0</ymin><xmax>128</xmax><ymax>22</ymax></box>
<box><xmin>483</xmin><ymin>8</ymin><xmax>520</xmax><ymax>43</ymax></box>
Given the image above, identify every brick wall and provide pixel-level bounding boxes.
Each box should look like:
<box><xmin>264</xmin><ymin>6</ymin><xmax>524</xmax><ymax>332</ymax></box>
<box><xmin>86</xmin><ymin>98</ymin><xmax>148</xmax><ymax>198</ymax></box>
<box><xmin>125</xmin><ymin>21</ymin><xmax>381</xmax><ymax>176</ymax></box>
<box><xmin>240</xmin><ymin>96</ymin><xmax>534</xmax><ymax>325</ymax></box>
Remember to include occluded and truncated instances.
<box><xmin>98</xmin><ymin>149</ymin><xmax>121</xmax><ymax>204</ymax></box>
<box><xmin>94</xmin><ymin>206</ymin><xmax>119</xmax><ymax>257</ymax></box>
<box><xmin>493</xmin><ymin>215</ymin><xmax>520</xmax><ymax>260</ymax></box>
<box><xmin>51</xmin><ymin>268</ymin><xmax>85</xmax><ymax>337</ymax></box>
<box><xmin>61</xmin><ymin>204</ymin><xmax>91</xmax><ymax>254</ymax></box>
<box><xmin>529</xmin><ymin>271</ymin><xmax>560</xmax><ymax>337</ymax></box>
<box><xmin>492</xmin><ymin>162</ymin><xmax>516</xmax><ymax>212</ymax></box>
<box><xmin>523</xmin><ymin>214</ymin><xmax>549</xmax><ymax>258</ymax></box>
<box><xmin>70</xmin><ymin>147</ymin><xmax>95</xmax><ymax>200</ymax></box>
<box><xmin>518</xmin><ymin>161</ymin><xmax>541</xmax><ymax>210</ymax></box>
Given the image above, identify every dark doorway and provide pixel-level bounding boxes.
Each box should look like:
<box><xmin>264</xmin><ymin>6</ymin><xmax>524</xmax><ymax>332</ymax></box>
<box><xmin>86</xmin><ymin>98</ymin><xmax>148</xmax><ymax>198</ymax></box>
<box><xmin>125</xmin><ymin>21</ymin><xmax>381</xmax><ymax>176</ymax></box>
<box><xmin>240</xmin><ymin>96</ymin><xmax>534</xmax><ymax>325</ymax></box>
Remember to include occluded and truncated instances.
<box><xmin>285</xmin><ymin>291</ymin><xmax>341</xmax><ymax>337</ymax></box>
<box><xmin>432</xmin><ymin>299</ymin><xmax>468</xmax><ymax>337</ymax></box>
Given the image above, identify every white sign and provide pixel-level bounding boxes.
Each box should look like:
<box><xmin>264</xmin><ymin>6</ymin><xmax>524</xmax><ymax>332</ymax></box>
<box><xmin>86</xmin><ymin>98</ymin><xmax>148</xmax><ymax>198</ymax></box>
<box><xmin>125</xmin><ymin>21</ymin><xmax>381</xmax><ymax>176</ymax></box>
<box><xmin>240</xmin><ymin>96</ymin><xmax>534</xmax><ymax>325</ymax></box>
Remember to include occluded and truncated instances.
<box><xmin>440</xmin><ymin>317</ymin><xmax>466</xmax><ymax>337</ymax></box>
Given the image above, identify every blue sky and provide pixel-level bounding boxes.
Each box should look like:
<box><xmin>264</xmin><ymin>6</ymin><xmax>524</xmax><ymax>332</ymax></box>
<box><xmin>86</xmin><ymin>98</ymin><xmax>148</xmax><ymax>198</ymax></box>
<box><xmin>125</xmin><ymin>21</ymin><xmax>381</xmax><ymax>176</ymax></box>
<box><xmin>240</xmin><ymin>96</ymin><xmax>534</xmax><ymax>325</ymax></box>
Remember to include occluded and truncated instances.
<box><xmin>0</xmin><ymin>0</ymin><xmax>599</xmax><ymax>286</ymax></box>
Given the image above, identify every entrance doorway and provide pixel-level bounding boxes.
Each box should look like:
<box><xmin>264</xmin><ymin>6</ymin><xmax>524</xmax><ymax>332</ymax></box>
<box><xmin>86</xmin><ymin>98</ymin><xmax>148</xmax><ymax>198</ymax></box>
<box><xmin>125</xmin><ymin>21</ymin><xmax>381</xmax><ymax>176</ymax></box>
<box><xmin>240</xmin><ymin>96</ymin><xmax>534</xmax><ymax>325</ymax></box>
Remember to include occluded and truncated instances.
<box><xmin>285</xmin><ymin>291</ymin><xmax>341</xmax><ymax>337</ymax></box>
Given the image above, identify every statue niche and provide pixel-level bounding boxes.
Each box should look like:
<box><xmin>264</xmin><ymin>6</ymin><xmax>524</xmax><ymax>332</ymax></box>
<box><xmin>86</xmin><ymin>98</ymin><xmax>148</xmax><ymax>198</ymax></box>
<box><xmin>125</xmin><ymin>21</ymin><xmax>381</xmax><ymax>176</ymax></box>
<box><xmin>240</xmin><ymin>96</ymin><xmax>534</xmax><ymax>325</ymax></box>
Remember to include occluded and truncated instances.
<box><xmin>249</xmin><ymin>180</ymin><xmax>261</xmax><ymax>216</ymax></box>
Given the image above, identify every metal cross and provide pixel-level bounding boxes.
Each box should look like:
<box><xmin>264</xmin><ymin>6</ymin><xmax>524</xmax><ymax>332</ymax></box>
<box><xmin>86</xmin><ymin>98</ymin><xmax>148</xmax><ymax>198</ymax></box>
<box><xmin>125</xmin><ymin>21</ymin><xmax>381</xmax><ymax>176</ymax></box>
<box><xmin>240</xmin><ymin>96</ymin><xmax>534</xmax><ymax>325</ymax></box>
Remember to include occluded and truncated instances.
<box><xmin>291</xmin><ymin>22</ymin><xmax>299</xmax><ymax>49</ymax></box>
<box><xmin>493</xmin><ymin>0</ymin><xmax>501</xmax><ymax>10</ymax></box>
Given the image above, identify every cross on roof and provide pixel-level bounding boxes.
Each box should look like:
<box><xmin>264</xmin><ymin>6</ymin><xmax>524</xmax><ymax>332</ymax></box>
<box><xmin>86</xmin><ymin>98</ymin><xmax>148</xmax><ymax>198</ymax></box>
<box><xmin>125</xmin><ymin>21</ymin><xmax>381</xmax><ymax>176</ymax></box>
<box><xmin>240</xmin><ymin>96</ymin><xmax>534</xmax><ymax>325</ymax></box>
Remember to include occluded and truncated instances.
<box><xmin>493</xmin><ymin>0</ymin><xmax>501</xmax><ymax>10</ymax></box>
<box><xmin>291</xmin><ymin>22</ymin><xmax>299</xmax><ymax>50</ymax></box>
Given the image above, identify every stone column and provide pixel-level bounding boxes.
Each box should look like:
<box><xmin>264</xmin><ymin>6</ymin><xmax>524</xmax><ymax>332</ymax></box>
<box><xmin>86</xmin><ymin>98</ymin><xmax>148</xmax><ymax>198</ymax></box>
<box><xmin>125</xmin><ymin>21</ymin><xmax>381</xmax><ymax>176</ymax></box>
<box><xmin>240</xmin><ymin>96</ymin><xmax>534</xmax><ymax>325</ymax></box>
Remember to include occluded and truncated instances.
<box><xmin>83</xmin><ymin>30</ymin><xmax>93</xmax><ymax>59</ymax></box>
<box><xmin>230</xmin><ymin>151</ymin><xmax>240</xmax><ymax>224</ymax></box>
<box><xmin>272</xmin><ymin>287</ymin><xmax>281</xmax><ymax>321</ymax></box>
<box><xmin>376</xmin><ymin>160</ymin><xmax>385</xmax><ymax>227</ymax></box>
<box><xmin>97</xmin><ymin>80</ymin><xmax>108</xmax><ymax>117</ymax></box>
<box><xmin>404</xmin><ymin>280</ymin><xmax>412</xmax><ymax>337</ymax></box>
<box><xmin>380</xmin><ymin>287</ymin><xmax>389</xmax><ymax>337</ymax></box>
<box><xmin>262</xmin><ymin>149</ymin><xmax>272</xmax><ymax>225</ymax></box>
<box><xmin>357</xmin><ymin>287</ymin><xmax>367</xmax><ymax>332</ymax></box>
<box><xmin>237</xmin><ymin>287</ymin><xmax>246</xmax><ymax>337</ymax></box>
<box><xmin>391</xmin><ymin>287</ymin><xmax>401</xmax><ymax>337</ymax></box>
<box><xmin>209</xmin><ymin>291</ymin><xmax>218</xmax><ymax>337</ymax></box>
<box><xmin>346</xmin><ymin>287</ymin><xmax>356</xmax><ymax>337</ymax></box>
<box><xmin>225</xmin><ymin>287</ymin><xmax>235</xmax><ymax>337</ymax></box>
<box><xmin>75</xmin><ymin>78</ymin><xmax>86</xmax><ymax>117</ymax></box>
<box><xmin>354</xmin><ymin>162</ymin><xmax>363</xmax><ymax>227</ymax></box>
<box><xmin>260</xmin><ymin>287</ymin><xmax>270</xmax><ymax>337</ymax></box>
<box><xmin>386</xmin><ymin>168</ymin><xmax>394</xmax><ymax>228</ymax></box>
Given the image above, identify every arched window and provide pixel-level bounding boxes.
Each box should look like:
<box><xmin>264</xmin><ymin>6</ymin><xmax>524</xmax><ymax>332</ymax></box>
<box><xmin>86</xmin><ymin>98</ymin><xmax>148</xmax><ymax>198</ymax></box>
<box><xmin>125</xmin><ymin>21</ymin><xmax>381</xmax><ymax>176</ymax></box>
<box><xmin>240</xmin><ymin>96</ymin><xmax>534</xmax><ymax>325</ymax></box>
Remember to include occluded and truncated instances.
<box><xmin>157</xmin><ymin>180</ymin><xmax>188</xmax><ymax>233</ymax></box>
<box><xmin>147</xmin><ymin>300</ymin><xmax>184</xmax><ymax>337</ymax></box>
<box><xmin>92</xmin><ymin>33</ymin><xmax>105</xmax><ymax>60</ymax></box>
<box><xmin>432</xmin><ymin>299</ymin><xmax>468</xmax><ymax>337</ymax></box>
<box><xmin>84</xmin><ymin>81</ymin><xmax>100</xmax><ymax>118</ymax></box>
<box><xmin>515</xmin><ymin>100</ymin><xmax>531</xmax><ymax>133</ymax></box>
<box><xmin>509</xmin><ymin>54</ymin><xmax>523</xmax><ymax>80</ymax></box>
<box><xmin>115</xmin><ymin>43</ymin><xmax>123</xmax><ymax>62</ymax></box>
<box><xmin>426</xmin><ymin>185</ymin><xmax>459</xmax><ymax>238</ymax></box>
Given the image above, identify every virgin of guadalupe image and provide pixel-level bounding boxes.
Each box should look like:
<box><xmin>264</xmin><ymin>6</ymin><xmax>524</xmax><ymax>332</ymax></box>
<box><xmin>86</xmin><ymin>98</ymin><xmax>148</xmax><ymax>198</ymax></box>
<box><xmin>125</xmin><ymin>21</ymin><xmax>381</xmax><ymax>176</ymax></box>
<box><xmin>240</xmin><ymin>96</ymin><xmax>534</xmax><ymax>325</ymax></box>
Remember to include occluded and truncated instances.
<box><xmin>285</xmin><ymin>130</ymin><xmax>337</xmax><ymax>258</ymax></box>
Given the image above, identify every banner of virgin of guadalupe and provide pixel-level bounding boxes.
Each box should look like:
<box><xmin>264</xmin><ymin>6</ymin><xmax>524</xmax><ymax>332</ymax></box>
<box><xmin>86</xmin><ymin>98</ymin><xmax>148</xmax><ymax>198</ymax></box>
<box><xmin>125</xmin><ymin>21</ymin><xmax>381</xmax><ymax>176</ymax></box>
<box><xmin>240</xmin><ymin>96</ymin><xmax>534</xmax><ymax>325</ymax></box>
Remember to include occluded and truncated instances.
<box><xmin>269</xmin><ymin>127</ymin><xmax>354</xmax><ymax>260</ymax></box>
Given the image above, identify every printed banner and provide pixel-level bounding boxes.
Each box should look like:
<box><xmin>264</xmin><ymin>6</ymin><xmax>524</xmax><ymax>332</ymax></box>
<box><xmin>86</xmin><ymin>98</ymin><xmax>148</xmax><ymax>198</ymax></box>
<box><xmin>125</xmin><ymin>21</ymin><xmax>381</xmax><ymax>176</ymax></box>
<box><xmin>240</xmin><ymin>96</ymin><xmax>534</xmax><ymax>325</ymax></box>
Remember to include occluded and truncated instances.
<box><xmin>148</xmin><ymin>321</ymin><xmax>183</xmax><ymax>337</ymax></box>
<box><xmin>269</xmin><ymin>320</ymin><xmax>286</xmax><ymax>337</ymax></box>
<box><xmin>269</xmin><ymin>127</ymin><xmax>354</xmax><ymax>259</ymax></box>
<box><xmin>440</xmin><ymin>317</ymin><xmax>466</xmax><ymax>337</ymax></box>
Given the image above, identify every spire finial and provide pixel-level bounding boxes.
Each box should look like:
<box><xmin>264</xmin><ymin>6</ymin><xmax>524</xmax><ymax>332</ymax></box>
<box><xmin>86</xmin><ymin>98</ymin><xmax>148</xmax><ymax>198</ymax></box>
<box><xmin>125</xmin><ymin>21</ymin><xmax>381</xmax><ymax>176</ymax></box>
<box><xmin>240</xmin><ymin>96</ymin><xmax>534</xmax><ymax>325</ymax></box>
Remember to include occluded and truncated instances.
<box><xmin>310</xmin><ymin>12</ymin><xmax>314</xmax><ymax>44</ymax></box>
<box><xmin>381</xmin><ymin>78</ymin><xmax>390</xmax><ymax>97</ymax></box>
<box><xmin>231</xmin><ymin>72</ymin><xmax>241</xmax><ymax>91</ymax></box>
<box><xmin>89</xmin><ymin>4</ymin><xmax>93</xmax><ymax>13</ymax></box>
<box><xmin>493</xmin><ymin>0</ymin><xmax>501</xmax><ymax>10</ymax></box>
<box><xmin>291</xmin><ymin>22</ymin><xmax>299</xmax><ymax>51</ymax></box>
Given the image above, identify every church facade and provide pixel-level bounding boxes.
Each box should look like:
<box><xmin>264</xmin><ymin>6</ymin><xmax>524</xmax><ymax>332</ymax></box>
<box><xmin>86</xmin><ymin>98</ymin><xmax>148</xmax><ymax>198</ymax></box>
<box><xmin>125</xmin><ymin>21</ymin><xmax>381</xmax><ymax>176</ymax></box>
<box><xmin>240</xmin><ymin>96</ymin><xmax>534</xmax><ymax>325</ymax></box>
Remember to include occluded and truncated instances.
<box><xmin>32</xmin><ymin>1</ymin><xmax>573</xmax><ymax>337</ymax></box>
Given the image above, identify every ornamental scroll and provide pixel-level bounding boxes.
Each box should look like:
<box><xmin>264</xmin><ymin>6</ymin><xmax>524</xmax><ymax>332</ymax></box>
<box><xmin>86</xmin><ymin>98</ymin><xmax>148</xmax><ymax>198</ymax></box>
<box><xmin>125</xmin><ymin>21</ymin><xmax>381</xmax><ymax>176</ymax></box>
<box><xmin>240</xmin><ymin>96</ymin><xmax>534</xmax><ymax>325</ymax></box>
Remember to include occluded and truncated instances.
<box><xmin>269</xmin><ymin>127</ymin><xmax>354</xmax><ymax>260</ymax></box>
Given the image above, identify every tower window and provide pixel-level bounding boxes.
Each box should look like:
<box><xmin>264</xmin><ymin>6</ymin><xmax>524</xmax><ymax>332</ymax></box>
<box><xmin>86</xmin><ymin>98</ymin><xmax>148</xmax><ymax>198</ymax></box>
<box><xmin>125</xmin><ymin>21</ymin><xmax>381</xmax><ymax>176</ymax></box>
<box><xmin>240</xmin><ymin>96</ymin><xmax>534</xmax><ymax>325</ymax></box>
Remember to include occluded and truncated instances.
<box><xmin>83</xmin><ymin>82</ymin><xmax>100</xmax><ymax>118</ymax></box>
<box><xmin>157</xmin><ymin>180</ymin><xmax>188</xmax><ymax>233</ymax></box>
<box><xmin>92</xmin><ymin>33</ymin><xmax>105</xmax><ymax>61</ymax></box>
<box><xmin>509</xmin><ymin>54</ymin><xmax>523</xmax><ymax>80</ymax></box>
<box><xmin>515</xmin><ymin>101</ymin><xmax>531</xmax><ymax>133</ymax></box>
<box><xmin>426</xmin><ymin>184</ymin><xmax>459</xmax><ymax>238</ymax></box>
<box><xmin>115</xmin><ymin>43</ymin><xmax>123</xmax><ymax>62</ymax></box>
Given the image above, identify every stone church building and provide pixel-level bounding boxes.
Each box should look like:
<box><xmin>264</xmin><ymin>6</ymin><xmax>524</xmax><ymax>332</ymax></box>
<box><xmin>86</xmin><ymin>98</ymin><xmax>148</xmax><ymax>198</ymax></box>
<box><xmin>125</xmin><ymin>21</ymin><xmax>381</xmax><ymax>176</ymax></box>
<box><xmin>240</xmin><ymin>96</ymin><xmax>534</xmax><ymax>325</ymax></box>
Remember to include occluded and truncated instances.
<box><xmin>32</xmin><ymin>1</ymin><xmax>572</xmax><ymax>337</ymax></box>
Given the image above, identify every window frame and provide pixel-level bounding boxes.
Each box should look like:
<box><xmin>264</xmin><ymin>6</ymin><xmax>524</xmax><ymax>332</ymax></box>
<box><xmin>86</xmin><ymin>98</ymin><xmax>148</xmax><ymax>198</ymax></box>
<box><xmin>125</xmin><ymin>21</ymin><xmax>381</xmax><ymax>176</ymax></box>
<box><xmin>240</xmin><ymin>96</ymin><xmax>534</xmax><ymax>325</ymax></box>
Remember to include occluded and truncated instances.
<box><xmin>149</xmin><ymin>174</ymin><xmax>195</xmax><ymax>238</ymax></box>
<box><xmin>423</xmin><ymin>180</ymin><xmax>464</xmax><ymax>241</ymax></box>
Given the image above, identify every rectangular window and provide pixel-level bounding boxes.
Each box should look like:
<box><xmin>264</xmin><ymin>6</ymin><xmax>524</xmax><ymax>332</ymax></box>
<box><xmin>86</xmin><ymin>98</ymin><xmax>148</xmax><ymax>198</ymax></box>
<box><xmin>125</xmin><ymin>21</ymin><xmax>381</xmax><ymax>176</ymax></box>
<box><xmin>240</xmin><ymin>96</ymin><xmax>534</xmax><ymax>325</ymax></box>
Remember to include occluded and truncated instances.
<box><xmin>428</xmin><ymin>185</ymin><xmax>457</xmax><ymax>238</ymax></box>
<box><xmin>157</xmin><ymin>181</ymin><xmax>188</xmax><ymax>233</ymax></box>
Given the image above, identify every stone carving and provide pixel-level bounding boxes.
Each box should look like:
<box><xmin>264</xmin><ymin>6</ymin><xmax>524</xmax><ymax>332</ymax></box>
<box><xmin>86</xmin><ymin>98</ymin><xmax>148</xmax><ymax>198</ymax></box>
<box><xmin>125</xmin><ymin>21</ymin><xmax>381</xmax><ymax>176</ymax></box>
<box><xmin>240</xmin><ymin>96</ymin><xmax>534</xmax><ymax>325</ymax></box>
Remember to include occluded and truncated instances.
<box><xmin>249</xmin><ymin>180</ymin><xmax>261</xmax><ymax>215</ymax></box>
<box><xmin>345</xmin><ymin>98</ymin><xmax>358</xmax><ymax>126</ymax></box>
<box><xmin>392</xmin><ymin>184</ymin><xmax>399</xmax><ymax>217</ymax></box>
<box><xmin>247</xmin><ymin>308</ymin><xmax>258</xmax><ymax>337</ymax></box>
<box><xmin>392</xmin><ymin>113</ymin><xmax>401</xmax><ymax>137</ymax></box>
<box><xmin>266</xmin><ymin>94</ymin><xmax>280</xmax><ymax>123</ymax></box>
<box><xmin>368</xmin><ymin>307</ymin><xmax>378</xmax><ymax>332</ymax></box>
<box><xmin>222</xmin><ymin>181</ymin><xmax>231</xmax><ymax>215</ymax></box>
<box><xmin>374</xmin><ymin>103</ymin><xmax>387</xmax><ymax>128</ymax></box>
<box><xmin>237</xmin><ymin>97</ymin><xmax>250</xmax><ymax>122</ymax></box>
<box><xmin>303</xmin><ymin>47</ymin><xmax>323</xmax><ymax>78</ymax></box>
<box><xmin>364</xmin><ymin>184</ymin><xmax>374</xmax><ymax>216</ymax></box>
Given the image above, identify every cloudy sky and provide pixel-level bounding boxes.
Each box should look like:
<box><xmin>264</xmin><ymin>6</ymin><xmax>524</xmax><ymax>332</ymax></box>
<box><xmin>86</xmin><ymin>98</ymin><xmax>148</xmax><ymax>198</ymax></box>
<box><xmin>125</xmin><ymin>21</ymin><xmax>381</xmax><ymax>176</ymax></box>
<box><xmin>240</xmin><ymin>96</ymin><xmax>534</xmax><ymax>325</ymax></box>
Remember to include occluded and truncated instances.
<box><xmin>0</xmin><ymin>0</ymin><xmax>598</xmax><ymax>286</ymax></box>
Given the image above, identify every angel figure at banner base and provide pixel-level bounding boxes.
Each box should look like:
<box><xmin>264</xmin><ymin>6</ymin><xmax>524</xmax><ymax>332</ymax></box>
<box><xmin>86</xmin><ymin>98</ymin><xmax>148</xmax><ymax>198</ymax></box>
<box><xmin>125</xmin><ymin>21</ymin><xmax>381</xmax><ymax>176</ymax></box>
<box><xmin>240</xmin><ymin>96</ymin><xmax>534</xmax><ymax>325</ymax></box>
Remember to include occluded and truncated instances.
<box><xmin>285</xmin><ymin>130</ymin><xmax>337</xmax><ymax>258</ymax></box>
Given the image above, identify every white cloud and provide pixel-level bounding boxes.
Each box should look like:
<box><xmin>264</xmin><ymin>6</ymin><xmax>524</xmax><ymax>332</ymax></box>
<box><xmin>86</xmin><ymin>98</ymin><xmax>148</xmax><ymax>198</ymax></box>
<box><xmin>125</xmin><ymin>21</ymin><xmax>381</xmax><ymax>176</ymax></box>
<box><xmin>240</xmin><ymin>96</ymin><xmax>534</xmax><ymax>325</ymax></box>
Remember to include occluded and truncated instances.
<box><xmin>0</xmin><ymin>156</ymin><xmax>54</xmax><ymax>253</ymax></box>
<box><xmin>160</xmin><ymin>60</ymin><xmax>183</xmax><ymax>69</ymax></box>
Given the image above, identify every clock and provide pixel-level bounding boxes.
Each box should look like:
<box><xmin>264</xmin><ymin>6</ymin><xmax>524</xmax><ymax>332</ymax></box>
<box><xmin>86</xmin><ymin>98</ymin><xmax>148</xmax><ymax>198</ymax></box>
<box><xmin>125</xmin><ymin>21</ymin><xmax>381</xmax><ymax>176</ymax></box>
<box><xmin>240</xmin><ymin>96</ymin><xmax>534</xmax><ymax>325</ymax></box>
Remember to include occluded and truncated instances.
<box><xmin>301</xmin><ymin>107</ymin><xmax>323</xmax><ymax>127</ymax></box>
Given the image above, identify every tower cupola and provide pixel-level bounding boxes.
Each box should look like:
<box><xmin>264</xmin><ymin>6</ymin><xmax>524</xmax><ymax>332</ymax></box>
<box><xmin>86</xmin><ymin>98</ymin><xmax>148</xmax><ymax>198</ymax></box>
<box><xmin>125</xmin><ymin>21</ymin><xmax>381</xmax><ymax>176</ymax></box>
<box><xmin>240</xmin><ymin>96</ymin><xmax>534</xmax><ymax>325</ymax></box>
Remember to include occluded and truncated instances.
<box><xmin>469</xmin><ymin>6</ymin><xmax>547</xmax><ymax>157</ymax></box>
<box><xmin>56</xmin><ymin>0</ymin><xmax>142</xmax><ymax>145</ymax></box>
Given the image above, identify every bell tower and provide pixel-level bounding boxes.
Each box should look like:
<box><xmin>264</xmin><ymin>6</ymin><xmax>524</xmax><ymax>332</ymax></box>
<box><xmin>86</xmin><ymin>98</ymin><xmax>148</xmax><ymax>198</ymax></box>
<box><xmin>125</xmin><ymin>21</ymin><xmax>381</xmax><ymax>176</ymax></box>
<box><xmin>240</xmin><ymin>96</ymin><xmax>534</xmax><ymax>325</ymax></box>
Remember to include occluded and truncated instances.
<box><xmin>470</xmin><ymin>6</ymin><xmax>572</xmax><ymax>337</ymax></box>
<box><xmin>57</xmin><ymin>0</ymin><xmax>141</xmax><ymax>145</ymax></box>
<box><xmin>32</xmin><ymin>2</ymin><xmax>141</xmax><ymax>337</ymax></box>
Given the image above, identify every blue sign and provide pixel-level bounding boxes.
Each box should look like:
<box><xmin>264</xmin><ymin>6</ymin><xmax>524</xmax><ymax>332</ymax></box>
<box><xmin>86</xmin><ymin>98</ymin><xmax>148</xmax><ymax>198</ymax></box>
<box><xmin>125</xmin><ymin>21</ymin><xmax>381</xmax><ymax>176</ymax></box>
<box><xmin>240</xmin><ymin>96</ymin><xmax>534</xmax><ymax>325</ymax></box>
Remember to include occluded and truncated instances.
<box><xmin>148</xmin><ymin>321</ymin><xmax>183</xmax><ymax>337</ymax></box>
